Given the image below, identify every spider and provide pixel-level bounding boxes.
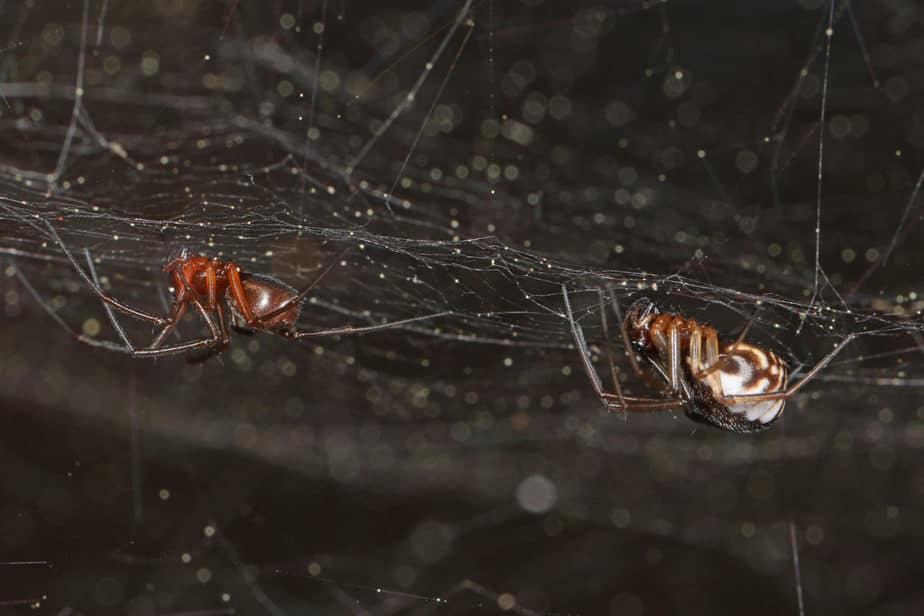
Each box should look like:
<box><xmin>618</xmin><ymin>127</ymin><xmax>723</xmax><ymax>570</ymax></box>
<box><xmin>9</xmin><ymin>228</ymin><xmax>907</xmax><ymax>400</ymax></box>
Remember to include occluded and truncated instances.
<box><xmin>561</xmin><ymin>284</ymin><xmax>856</xmax><ymax>433</ymax></box>
<box><xmin>8</xmin><ymin>209</ymin><xmax>448</xmax><ymax>358</ymax></box>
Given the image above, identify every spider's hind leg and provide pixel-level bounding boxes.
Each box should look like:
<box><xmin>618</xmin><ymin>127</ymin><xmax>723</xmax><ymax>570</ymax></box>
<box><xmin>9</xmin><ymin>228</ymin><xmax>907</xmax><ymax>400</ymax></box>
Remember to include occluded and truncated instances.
<box><xmin>8</xmin><ymin>256</ymin><xmax>139</xmax><ymax>354</ymax></box>
<box><xmin>34</xmin><ymin>209</ymin><xmax>166</xmax><ymax>325</ymax></box>
<box><xmin>84</xmin><ymin>248</ymin><xmax>136</xmax><ymax>352</ymax></box>
<box><xmin>595</xmin><ymin>287</ymin><xmax>629</xmax><ymax>410</ymax></box>
<box><xmin>561</xmin><ymin>284</ymin><xmax>632</xmax><ymax>411</ymax></box>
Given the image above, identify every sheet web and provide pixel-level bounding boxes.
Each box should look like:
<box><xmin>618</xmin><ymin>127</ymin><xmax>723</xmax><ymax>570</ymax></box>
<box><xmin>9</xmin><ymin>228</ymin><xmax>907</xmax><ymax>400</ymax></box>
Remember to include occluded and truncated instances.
<box><xmin>1</xmin><ymin>0</ymin><xmax>923</xmax><ymax>614</ymax></box>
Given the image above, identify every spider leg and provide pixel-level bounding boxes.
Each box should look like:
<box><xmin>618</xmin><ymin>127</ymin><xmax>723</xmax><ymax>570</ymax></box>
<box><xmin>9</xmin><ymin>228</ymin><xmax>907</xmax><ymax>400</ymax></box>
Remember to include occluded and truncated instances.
<box><xmin>667</xmin><ymin>322</ymin><xmax>681</xmax><ymax>392</ymax></box>
<box><xmin>284</xmin><ymin>311</ymin><xmax>452</xmax><ymax>339</ymax></box>
<box><xmin>645</xmin><ymin>321</ymin><xmax>678</xmax><ymax>392</ymax></box>
<box><xmin>149</xmin><ymin>285</ymin><xmax>190</xmax><ymax>349</ymax></box>
<box><xmin>604</xmin><ymin>284</ymin><xmax>672</xmax><ymax>393</ymax></box>
<box><xmin>84</xmin><ymin>248</ymin><xmax>133</xmax><ymax>351</ymax></box>
<box><xmin>564</xmin><ymin>285</ymin><xmax>687</xmax><ymax>414</ymax></box>
<box><xmin>2</xmin><ymin>204</ymin><xmax>168</xmax><ymax>325</ymax></box>
<box><xmin>205</xmin><ymin>267</ymin><xmax>233</xmax><ymax>352</ymax></box>
<box><xmin>224</xmin><ymin>261</ymin><xmax>256</xmax><ymax>324</ymax></box>
<box><xmin>688</xmin><ymin>328</ymin><xmax>726</xmax><ymax>394</ymax></box>
<box><xmin>606</xmin><ymin>284</ymin><xmax>647</xmax><ymax>380</ymax></box>
<box><xmin>688</xmin><ymin>327</ymin><xmax>702</xmax><ymax>373</ymax></box>
<box><xmin>599</xmin><ymin>394</ymin><xmax>687</xmax><ymax>412</ymax></box>
<box><xmin>690</xmin><ymin>333</ymin><xmax>724</xmax><ymax>380</ymax></box>
<box><xmin>596</xmin><ymin>288</ymin><xmax>629</xmax><ymax>409</ymax></box>
<box><xmin>156</xmin><ymin>284</ymin><xmax>183</xmax><ymax>343</ymax></box>
<box><xmin>152</xmin><ymin>261</ymin><xmax>228</xmax><ymax>352</ymax></box>
<box><xmin>8</xmin><ymin>256</ymin><xmax>133</xmax><ymax>352</ymax></box>
<box><xmin>10</xmin><ymin>255</ymin><xmax>222</xmax><ymax>357</ymax></box>
<box><xmin>86</xmin><ymin>255</ymin><xmax>225</xmax><ymax>357</ymax></box>
<box><xmin>690</xmin><ymin>310</ymin><xmax>759</xmax><ymax>381</ymax></box>
<box><xmin>212</xmin><ymin>292</ymin><xmax>231</xmax><ymax>350</ymax></box>
<box><xmin>126</xmin><ymin>300</ymin><xmax>225</xmax><ymax>358</ymax></box>
<box><xmin>561</xmin><ymin>284</ymin><xmax>607</xmax><ymax>404</ymax></box>
<box><xmin>127</xmin><ymin>333</ymin><xmax>223</xmax><ymax>358</ymax></box>
<box><xmin>717</xmin><ymin>334</ymin><xmax>857</xmax><ymax>405</ymax></box>
<box><xmin>561</xmin><ymin>284</ymin><xmax>685</xmax><ymax>413</ymax></box>
<box><xmin>182</xmin><ymin>305</ymin><xmax>232</xmax><ymax>364</ymax></box>
<box><xmin>202</xmin><ymin>261</ymin><xmax>230</xmax><ymax>349</ymax></box>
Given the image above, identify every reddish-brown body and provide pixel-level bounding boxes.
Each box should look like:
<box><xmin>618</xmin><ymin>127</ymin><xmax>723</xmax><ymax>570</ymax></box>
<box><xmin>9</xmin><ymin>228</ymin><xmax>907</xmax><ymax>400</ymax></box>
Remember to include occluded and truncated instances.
<box><xmin>164</xmin><ymin>252</ymin><xmax>300</xmax><ymax>332</ymax></box>
<box><xmin>153</xmin><ymin>250</ymin><xmax>306</xmax><ymax>353</ymax></box>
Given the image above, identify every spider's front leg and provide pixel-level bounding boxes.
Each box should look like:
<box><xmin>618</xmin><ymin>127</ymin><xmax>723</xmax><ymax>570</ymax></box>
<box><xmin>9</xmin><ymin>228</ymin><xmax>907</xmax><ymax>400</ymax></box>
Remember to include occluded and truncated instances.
<box><xmin>648</xmin><ymin>320</ymin><xmax>682</xmax><ymax>393</ymax></box>
<box><xmin>150</xmin><ymin>284</ymin><xmax>190</xmax><ymax>349</ymax></box>
<box><xmin>688</xmin><ymin>327</ymin><xmax>727</xmax><ymax>382</ymax></box>
<box><xmin>146</xmin><ymin>265</ymin><xmax>227</xmax><ymax>355</ymax></box>
<box><xmin>224</xmin><ymin>262</ymin><xmax>259</xmax><ymax>326</ymax></box>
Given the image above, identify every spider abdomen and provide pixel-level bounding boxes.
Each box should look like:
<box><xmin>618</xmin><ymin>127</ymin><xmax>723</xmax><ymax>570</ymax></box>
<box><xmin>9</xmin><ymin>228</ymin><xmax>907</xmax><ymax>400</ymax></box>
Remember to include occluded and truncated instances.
<box><xmin>712</xmin><ymin>342</ymin><xmax>788</xmax><ymax>426</ymax></box>
<box><xmin>230</xmin><ymin>274</ymin><xmax>302</xmax><ymax>331</ymax></box>
<box><xmin>680</xmin><ymin>342</ymin><xmax>787</xmax><ymax>432</ymax></box>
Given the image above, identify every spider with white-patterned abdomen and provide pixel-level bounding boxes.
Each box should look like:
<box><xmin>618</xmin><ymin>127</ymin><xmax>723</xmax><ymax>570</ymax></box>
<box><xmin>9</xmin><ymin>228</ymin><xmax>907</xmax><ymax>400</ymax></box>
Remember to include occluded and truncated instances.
<box><xmin>561</xmin><ymin>284</ymin><xmax>856</xmax><ymax>433</ymax></box>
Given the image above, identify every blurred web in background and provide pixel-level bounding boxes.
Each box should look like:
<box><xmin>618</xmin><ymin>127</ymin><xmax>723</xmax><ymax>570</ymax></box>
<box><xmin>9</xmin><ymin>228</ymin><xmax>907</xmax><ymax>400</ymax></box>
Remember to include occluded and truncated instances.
<box><xmin>1</xmin><ymin>0</ymin><xmax>923</xmax><ymax>614</ymax></box>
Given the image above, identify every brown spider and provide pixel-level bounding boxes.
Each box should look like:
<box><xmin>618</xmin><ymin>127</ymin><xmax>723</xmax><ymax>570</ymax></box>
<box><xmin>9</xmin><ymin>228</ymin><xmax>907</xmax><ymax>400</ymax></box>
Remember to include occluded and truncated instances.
<box><xmin>562</xmin><ymin>284</ymin><xmax>856</xmax><ymax>433</ymax></box>
<box><xmin>10</xmin><ymin>212</ymin><xmax>448</xmax><ymax>358</ymax></box>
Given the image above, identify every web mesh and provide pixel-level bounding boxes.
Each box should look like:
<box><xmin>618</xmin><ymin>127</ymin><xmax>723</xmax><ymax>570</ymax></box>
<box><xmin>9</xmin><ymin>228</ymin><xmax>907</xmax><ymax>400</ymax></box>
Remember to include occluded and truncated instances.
<box><xmin>1</xmin><ymin>0</ymin><xmax>923</xmax><ymax>614</ymax></box>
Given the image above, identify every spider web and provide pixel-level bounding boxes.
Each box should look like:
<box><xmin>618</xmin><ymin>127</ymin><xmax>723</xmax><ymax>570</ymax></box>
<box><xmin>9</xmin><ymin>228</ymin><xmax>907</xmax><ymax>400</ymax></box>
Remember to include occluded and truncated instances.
<box><xmin>1</xmin><ymin>0</ymin><xmax>923</xmax><ymax>614</ymax></box>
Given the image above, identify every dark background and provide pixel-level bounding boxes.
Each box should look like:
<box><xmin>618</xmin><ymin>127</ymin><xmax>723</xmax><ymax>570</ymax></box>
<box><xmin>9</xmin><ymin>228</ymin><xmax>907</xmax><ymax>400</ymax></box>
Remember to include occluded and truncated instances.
<box><xmin>1</xmin><ymin>1</ymin><xmax>923</xmax><ymax>614</ymax></box>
